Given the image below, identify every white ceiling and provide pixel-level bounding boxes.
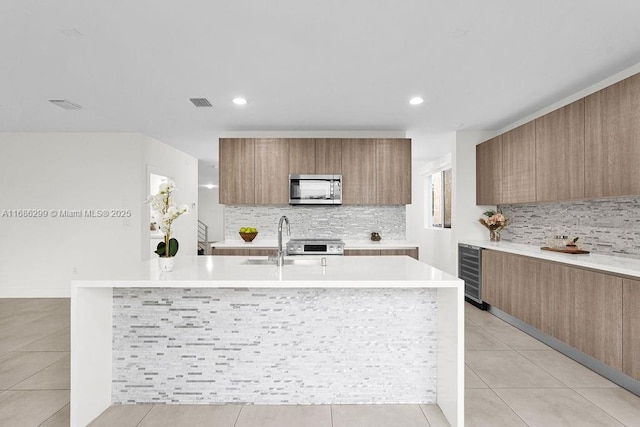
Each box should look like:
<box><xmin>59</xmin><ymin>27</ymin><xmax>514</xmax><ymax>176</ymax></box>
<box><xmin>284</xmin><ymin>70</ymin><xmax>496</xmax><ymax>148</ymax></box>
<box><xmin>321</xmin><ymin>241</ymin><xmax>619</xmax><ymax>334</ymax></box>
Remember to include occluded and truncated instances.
<box><xmin>2</xmin><ymin>1</ymin><xmax>640</xmax><ymax>186</ymax></box>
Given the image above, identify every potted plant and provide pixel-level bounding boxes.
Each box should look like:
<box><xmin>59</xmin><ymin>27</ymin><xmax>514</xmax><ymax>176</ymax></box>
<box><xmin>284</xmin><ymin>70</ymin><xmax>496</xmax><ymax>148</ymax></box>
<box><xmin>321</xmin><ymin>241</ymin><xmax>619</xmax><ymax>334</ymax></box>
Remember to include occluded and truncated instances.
<box><xmin>146</xmin><ymin>180</ymin><xmax>189</xmax><ymax>271</ymax></box>
<box><xmin>479</xmin><ymin>210</ymin><xmax>508</xmax><ymax>241</ymax></box>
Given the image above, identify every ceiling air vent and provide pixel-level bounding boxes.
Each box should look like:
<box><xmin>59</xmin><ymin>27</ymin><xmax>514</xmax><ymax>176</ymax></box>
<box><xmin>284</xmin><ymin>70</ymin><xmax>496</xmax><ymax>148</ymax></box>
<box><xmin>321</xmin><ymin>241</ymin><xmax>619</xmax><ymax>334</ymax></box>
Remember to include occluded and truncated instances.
<box><xmin>49</xmin><ymin>99</ymin><xmax>83</xmax><ymax>110</ymax></box>
<box><xmin>189</xmin><ymin>98</ymin><xmax>212</xmax><ymax>108</ymax></box>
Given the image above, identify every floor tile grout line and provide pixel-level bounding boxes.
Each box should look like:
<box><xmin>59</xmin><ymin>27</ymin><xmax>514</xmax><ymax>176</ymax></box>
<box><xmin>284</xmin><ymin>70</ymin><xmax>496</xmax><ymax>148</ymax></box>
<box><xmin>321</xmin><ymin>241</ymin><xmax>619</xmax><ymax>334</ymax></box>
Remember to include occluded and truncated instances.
<box><xmin>486</xmin><ymin>388</ymin><xmax>532</xmax><ymax>427</ymax></box>
<box><xmin>464</xmin><ymin>363</ymin><xmax>491</xmax><ymax>389</ymax></box>
<box><xmin>233</xmin><ymin>404</ymin><xmax>245</xmax><ymax>427</ymax></box>
<box><xmin>134</xmin><ymin>404</ymin><xmax>155</xmax><ymax>426</ymax></box>
<box><xmin>5</xmin><ymin>351</ymin><xmax>70</xmax><ymax>390</ymax></box>
<box><xmin>330</xmin><ymin>404</ymin><xmax>334</xmax><ymax>427</ymax></box>
<box><xmin>36</xmin><ymin>402</ymin><xmax>69</xmax><ymax>427</ymax></box>
<box><xmin>416</xmin><ymin>403</ymin><xmax>432</xmax><ymax>427</ymax></box>
<box><xmin>570</xmin><ymin>388</ymin><xmax>630</xmax><ymax>427</ymax></box>
<box><xmin>13</xmin><ymin>326</ymin><xmax>70</xmax><ymax>352</ymax></box>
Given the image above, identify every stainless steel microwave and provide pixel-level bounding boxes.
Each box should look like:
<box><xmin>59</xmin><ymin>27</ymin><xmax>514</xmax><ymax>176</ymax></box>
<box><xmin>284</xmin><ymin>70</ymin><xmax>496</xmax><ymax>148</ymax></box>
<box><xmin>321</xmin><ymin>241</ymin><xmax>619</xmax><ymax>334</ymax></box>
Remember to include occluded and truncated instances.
<box><xmin>289</xmin><ymin>174</ymin><xmax>342</xmax><ymax>205</ymax></box>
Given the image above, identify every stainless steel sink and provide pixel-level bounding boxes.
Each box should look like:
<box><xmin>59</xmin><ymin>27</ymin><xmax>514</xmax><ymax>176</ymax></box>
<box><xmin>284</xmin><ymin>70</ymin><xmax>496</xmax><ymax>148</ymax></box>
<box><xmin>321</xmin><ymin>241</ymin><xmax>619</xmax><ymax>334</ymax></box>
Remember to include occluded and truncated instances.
<box><xmin>242</xmin><ymin>258</ymin><xmax>323</xmax><ymax>266</ymax></box>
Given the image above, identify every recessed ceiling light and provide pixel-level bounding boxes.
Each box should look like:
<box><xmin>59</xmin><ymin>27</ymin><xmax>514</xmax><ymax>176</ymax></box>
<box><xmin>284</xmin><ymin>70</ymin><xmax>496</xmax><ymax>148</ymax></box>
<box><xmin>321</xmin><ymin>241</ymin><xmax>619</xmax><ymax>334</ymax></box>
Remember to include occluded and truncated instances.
<box><xmin>49</xmin><ymin>99</ymin><xmax>83</xmax><ymax>110</ymax></box>
<box><xmin>409</xmin><ymin>97</ymin><xmax>424</xmax><ymax>105</ymax></box>
<box><xmin>232</xmin><ymin>97</ymin><xmax>247</xmax><ymax>105</ymax></box>
<box><xmin>190</xmin><ymin>98</ymin><xmax>212</xmax><ymax>108</ymax></box>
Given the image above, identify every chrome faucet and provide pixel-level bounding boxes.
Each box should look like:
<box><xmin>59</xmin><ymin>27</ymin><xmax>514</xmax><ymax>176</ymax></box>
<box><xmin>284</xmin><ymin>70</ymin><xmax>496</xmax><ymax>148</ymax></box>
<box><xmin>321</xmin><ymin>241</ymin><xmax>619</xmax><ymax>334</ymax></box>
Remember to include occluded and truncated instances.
<box><xmin>277</xmin><ymin>215</ymin><xmax>290</xmax><ymax>266</ymax></box>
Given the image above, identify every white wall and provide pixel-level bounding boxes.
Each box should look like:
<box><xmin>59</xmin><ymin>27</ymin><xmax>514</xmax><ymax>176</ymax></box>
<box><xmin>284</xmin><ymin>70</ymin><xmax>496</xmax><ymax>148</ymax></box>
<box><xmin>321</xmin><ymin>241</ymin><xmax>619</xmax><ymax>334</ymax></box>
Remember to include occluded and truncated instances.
<box><xmin>141</xmin><ymin>135</ymin><xmax>198</xmax><ymax>261</ymax></box>
<box><xmin>407</xmin><ymin>131</ymin><xmax>494</xmax><ymax>276</ymax></box>
<box><xmin>198</xmin><ymin>187</ymin><xmax>224</xmax><ymax>244</ymax></box>
<box><xmin>0</xmin><ymin>132</ymin><xmax>198</xmax><ymax>297</ymax></box>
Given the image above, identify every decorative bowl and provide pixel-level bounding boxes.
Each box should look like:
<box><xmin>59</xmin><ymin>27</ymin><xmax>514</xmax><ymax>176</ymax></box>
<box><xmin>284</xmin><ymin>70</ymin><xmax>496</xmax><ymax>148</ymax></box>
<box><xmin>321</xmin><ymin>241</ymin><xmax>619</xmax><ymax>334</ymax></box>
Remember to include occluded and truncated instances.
<box><xmin>239</xmin><ymin>232</ymin><xmax>258</xmax><ymax>243</ymax></box>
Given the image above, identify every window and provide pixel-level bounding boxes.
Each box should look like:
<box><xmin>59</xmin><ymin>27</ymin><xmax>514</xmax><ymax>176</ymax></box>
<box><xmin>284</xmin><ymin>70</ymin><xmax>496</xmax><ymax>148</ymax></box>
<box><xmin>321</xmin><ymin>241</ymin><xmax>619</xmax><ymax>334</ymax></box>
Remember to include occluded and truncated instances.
<box><xmin>427</xmin><ymin>168</ymin><xmax>452</xmax><ymax>229</ymax></box>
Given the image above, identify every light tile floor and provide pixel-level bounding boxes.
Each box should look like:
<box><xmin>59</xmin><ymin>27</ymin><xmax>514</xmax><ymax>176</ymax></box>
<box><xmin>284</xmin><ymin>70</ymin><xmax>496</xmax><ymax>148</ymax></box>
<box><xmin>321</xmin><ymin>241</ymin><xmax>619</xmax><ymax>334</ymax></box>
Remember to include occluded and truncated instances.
<box><xmin>1</xmin><ymin>298</ymin><xmax>640</xmax><ymax>426</ymax></box>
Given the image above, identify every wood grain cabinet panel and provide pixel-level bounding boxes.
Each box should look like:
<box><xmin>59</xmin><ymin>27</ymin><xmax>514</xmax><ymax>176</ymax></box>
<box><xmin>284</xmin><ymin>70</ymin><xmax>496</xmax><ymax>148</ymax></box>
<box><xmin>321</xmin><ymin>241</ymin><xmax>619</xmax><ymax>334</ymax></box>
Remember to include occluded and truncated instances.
<box><xmin>315</xmin><ymin>139</ymin><xmax>342</xmax><ymax>174</ymax></box>
<box><xmin>344</xmin><ymin>249</ymin><xmax>381</xmax><ymax>256</ymax></box>
<box><xmin>553</xmin><ymin>266</ymin><xmax>623</xmax><ymax>370</ymax></box>
<box><xmin>476</xmin><ymin>136</ymin><xmax>503</xmax><ymax>205</ymax></box>
<box><xmin>376</xmin><ymin>138</ymin><xmax>412</xmax><ymax>205</ymax></box>
<box><xmin>535</xmin><ymin>100</ymin><xmax>585</xmax><ymax>202</ymax></box>
<box><xmin>623</xmin><ymin>278</ymin><xmax>640</xmax><ymax>380</ymax></box>
<box><xmin>219</xmin><ymin>138</ymin><xmax>255</xmax><ymax>205</ymax></box>
<box><xmin>502</xmin><ymin>122</ymin><xmax>536</xmax><ymax>203</ymax></box>
<box><xmin>508</xmin><ymin>255</ymin><xmax>553</xmax><ymax>332</ymax></box>
<box><xmin>289</xmin><ymin>139</ymin><xmax>316</xmax><ymax>174</ymax></box>
<box><xmin>585</xmin><ymin>73</ymin><xmax>640</xmax><ymax>198</ymax></box>
<box><xmin>341</xmin><ymin>139</ymin><xmax>377</xmax><ymax>205</ymax></box>
<box><xmin>255</xmin><ymin>139</ymin><xmax>290</xmax><ymax>205</ymax></box>
<box><xmin>481</xmin><ymin>250</ymin><xmax>510</xmax><ymax>314</ymax></box>
<box><xmin>211</xmin><ymin>248</ymin><xmax>276</xmax><ymax>256</ymax></box>
<box><xmin>380</xmin><ymin>248</ymin><xmax>419</xmax><ymax>260</ymax></box>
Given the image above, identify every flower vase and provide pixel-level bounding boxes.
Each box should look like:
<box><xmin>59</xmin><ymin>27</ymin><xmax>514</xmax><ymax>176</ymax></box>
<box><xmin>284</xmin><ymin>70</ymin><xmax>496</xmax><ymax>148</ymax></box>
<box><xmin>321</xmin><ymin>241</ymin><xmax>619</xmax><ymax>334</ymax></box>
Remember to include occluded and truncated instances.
<box><xmin>158</xmin><ymin>256</ymin><xmax>175</xmax><ymax>272</ymax></box>
<box><xmin>490</xmin><ymin>229</ymin><xmax>501</xmax><ymax>242</ymax></box>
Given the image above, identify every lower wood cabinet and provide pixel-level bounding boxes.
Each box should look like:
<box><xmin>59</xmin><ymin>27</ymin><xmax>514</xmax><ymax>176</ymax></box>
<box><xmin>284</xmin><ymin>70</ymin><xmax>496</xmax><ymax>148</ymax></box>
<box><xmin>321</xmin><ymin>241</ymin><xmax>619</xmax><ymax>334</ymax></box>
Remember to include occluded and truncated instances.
<box><xmin>211</xmin><ymin>248</ymin><xmax>275</xmax><ymax>256</ymax></box>
<box><xmin>554</xmin><ymin>265</ymin><xmax>622</xmax><ymax>370</ymax></box>
<box><xmin>482</xmin><ymin>250</ymin><xmax>625</xmax><ymax>372</ymax></box>
<box><xmin>344</xmin><ymin>248</ymin><xmax>418</xmax><ymax>260</ymax></box>
<box><xmin>623</xmin><ymin>279</ymin><xmax>640</xmax><ymax>380</ymax></box>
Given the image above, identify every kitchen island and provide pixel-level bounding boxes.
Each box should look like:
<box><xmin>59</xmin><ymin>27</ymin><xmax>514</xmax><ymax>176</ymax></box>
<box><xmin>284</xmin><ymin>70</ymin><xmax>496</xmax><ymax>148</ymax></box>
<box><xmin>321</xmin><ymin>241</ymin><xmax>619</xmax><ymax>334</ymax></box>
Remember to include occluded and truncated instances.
<box><xmin>71</xmin><ymin>255</ymin><xmax>463</xmax><ymax>426</ymax></box>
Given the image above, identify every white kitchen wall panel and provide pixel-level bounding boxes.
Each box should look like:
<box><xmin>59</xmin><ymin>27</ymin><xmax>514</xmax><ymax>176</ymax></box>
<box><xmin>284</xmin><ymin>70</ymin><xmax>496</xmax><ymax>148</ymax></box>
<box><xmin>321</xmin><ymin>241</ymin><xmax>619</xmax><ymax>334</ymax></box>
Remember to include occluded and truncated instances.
<box><xmin>499</xmin><ymin>197</ymin><xmax>640</xmax><ymax>259</ymax></box>
<box><xmin>224</xmin><ymin>205</ymin><xmax>406</xmax><ymax>241</ymax></box>
<box><xmin>112</xmin><ymin>287</ymin><xmax>437</xmax><ymax>404</ymax></box>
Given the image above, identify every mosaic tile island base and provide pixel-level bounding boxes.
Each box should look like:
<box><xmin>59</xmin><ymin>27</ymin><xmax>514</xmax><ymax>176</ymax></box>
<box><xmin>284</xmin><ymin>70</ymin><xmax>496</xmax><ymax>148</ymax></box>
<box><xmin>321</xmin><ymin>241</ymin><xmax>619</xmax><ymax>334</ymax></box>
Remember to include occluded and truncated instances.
<box><xmin>112</xmin><ymin>287</ymin><xmax>437</xmax><ymax>404</ymax></box>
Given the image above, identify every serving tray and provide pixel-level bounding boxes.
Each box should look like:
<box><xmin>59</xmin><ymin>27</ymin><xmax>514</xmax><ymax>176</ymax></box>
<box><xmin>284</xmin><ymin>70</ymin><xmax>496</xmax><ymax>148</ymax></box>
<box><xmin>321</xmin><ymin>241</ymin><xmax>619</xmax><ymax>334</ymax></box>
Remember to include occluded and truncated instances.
<box><xmin>541</xmin><ymin>247</ymin><xmax>590</xmax><ymax>254</ymax></box>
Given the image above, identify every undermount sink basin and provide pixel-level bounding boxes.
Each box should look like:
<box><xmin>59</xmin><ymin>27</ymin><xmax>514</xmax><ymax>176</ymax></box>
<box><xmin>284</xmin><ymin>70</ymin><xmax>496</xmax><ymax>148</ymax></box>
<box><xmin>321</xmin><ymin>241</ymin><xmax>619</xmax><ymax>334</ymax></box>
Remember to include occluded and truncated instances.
<box><xmin>242</xmin><ymin>258</ymin><xmax>323</xmax><ymax>266</ymax></box>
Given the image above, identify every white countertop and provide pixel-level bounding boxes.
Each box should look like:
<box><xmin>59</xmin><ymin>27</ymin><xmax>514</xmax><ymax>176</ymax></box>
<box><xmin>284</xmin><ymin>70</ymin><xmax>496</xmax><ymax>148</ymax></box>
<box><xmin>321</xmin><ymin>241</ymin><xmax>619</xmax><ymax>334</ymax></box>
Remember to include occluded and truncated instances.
<box><xmin>72</xmin><ymin>255</ymin><xmax>460</xmax><ymax>288</ymax></box>
<box><xmin>211</xmin><ymin>239</ymin><xmax>419</xmax><ymax>250</ymax></box>
<box><xmin>460</xmin><ymin>240</ymin><xmax>640</xmax><ymax>279</ymax></box>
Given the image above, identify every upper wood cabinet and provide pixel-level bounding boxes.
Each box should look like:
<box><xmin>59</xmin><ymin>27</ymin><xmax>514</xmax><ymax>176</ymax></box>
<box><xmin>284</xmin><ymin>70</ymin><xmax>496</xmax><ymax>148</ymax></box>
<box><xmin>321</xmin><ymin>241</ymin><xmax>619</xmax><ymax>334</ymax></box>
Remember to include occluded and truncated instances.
<box><xmin>220</xmin><ymin>137</ymin><xmax>410</xmax><ymax>205</ymax></box>
<box><xmin>535</xmin><ymin>100</ymin><xmax>585</xmax><ymax>202</ymax></box>
<box><xmin>219</xmin><ymin>138</ymin><xmax>255</xmax><ymax>205</ymax></box>
<box><xmin>585</xmin><ymin>73</ymin><xmax>640</xmax><ymax>198</ymax></box>
<box><xmin>476</xmin><ymin>136</ymin><xmax>503</xmax><ymax>205</ymax></box>
<box><xmin>315</xmin><ymin>139</ymin><xmax>342</xmax><ymax>174</ymax></box>
<box><xmin>289</xmin><ymin>139</ymin><xmax>316</xmax><ymax>174</ymax></box>
<box><xmin>341</xmin><ymin>139</ymin><xmax>377</xmax><ymax>205</ymax></box>
<box><xmin>623</xmin><ymin>278</ymin><xmax>640</xmax><ymax>380</ymax></box>
<box><xmin>254</xmin><ymin>139</ymin><xmax>289</xmax><ymax>205</ymax></box>
<box><xmin>376</xmin><ymin>138</ymin><xmax>411</xmax><ymax>205</ymax></box>
<box><xmin>501</xmin><ymin>122</ymin><xmax>536</xmax><ymax>204</ymax></box>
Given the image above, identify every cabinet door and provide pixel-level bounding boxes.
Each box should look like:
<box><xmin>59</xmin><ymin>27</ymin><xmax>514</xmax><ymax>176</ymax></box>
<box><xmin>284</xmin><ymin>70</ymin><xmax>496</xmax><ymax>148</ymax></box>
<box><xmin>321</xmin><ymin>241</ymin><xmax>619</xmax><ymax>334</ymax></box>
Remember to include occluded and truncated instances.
<box><xmin>502</xmin><ymin>122</ymin><xmax>536</xmax><ymax>203</ymax></box>
<box><xmin>481</xmin><ymin>250</ymin><xmax>510</xmax><ymax>313</ymax></box>
<box><xmin>585</xmin><ymin>73</ymin><xmax>640</xmax><ymax>198</ymax></box>
<box><xmin>255</xmin><ymin>139</ymin><xmax>289</xmax><ymax>205</ymax></box>
<box><xmin>219</xmin><ymin>138</ymin><xmax>255</xmax><ymax>205</ymax></box>
<box><xmin>376</xmin><ymin>138</ymin><xmax>412</xmax><ymax>205</ymax></box>
<box><xmin>289</xmin><ymin>139</ymin><xmax>316</xmax><ymax>174</ymax></box>
<box><xmin>508</xmin><ymin>255</ymin><xmax>553</xmax><ymax>332</ymax></box>
<box><xmin>476</xmin><ymin>136</ymin><xmax>503</xmax><ymax>205</ymax></box>
<box><xmin>315</xmin><ymin>139</ymin><xmax>342</xmax><ymax>174</ymax></box>
<box><xmin>341</xmin><ymin>139</ymin><xmax>377</xmax><ymax>205</ymax></box>
<box><xmin>553</xmin><ymin>266</ymin><xmax>623</xmax><ymax>370</ymax></box>
<box><xmin>344</xmin><ymin>249</ymin><xmax>381</xmax><ymax>256</ymax></box>
<box><xmin>535</xmin><ymin>100</ymin><xmax>585</xmax><ymax>202</ymax></box>
<box><xmin>623</xmin><ymin>278</ymin><xmax>640</xmax><ymax>380</ymax></box>
<box><xmin>380</xmin><ymin>248</ymin><xmax>419</xmax><ymax>260</ymax></box>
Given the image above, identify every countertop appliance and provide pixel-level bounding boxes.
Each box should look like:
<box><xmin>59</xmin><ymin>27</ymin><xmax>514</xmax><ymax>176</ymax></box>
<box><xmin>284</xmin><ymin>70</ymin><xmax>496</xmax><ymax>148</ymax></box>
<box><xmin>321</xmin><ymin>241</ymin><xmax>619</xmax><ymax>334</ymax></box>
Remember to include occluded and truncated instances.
<box><xmin>287</xmin><ymin>238</ymin><xmax>345</xmax><ymax>255</ymax></box>
<box><xmin>458</xmin><ymin>243</ymin><xmax>486</xmax><ymax>309</ymax></box>
<box><xmin>289</xmin><ymin>174</ymin><xmax>342</xmax><ymax>205</ymax></box>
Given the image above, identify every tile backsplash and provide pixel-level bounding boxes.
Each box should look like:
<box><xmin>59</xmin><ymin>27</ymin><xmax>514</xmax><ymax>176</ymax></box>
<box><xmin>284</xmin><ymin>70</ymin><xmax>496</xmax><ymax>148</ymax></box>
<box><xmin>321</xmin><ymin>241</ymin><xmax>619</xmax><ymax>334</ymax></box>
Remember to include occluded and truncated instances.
<box><xmin>224</xmin><ymin>205</ymin><xmax>406</xmax><ymax>241</ymax></box>
<box><xmin>499</xmin><ymin>197</ymin><xmax>640</xmax><ymax>259</ymax></box>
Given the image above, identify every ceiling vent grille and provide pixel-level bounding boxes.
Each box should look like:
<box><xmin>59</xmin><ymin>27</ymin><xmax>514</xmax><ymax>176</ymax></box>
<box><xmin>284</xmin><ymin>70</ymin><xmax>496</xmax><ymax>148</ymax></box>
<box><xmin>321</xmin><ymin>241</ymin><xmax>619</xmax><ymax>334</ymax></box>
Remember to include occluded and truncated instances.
<box><xmin>49</xmin><ymin>99</ymin><xmax>83</xmax><ymax>110</ymax></box>
<box><xmin>190</xmin><ymin>98</ymin><xmax>212</xmax><ymax>108</ymax></box>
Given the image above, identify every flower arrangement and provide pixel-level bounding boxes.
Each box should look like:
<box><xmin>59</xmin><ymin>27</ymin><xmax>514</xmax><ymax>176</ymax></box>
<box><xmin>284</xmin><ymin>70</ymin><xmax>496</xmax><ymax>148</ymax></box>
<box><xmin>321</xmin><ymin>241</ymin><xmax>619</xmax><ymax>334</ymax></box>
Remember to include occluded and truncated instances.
<box><xmin>479</xmin><ymin>210</ymin><xmax>508</xmax><ymax>241</ymax></box>
<box><xmin>146</xmin><ymin>180</ymin><xmax>189</xmax><ymax>257</ymax></box>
